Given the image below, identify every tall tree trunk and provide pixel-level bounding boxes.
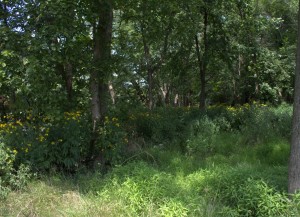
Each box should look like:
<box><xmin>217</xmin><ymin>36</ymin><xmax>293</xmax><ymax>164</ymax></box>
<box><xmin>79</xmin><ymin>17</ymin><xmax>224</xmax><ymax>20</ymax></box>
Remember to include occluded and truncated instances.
<box><xmin>108</xmin><ymin>80</ymin><xmax>115</xmax><ymax>105</ymax></box>
<box><xmin>89</xmin><ymin>0</ymin><xmax>113</xmax><ymax>163</ymax></box>
<box><xmin>141</xmin><ymin>23</ymin><xmax>154</xmax><ymax>110</ymax></box>
<box><xmin>174</xmin><ymin>94</ymin><xmax>179</xmax><ymax>107</ymax></box>
<box><xmin>57</xmin><ymin>61</ymin><xmax>73</xmax><ymax>110</ymax></box>
<box><xmin>64</xmin><ymin>62</ymin><xmax>73</xmax><ymax>104</ymax></box>
<box><xmin>160</xmin><ymin>83</ymin><xmax>170</xmax><ymax>106</ymax></box>
<box><xmin>196</xmin><ymin>10</ymin><xmax>208</xmax><ymax>110</ymax></box>
<box><xmin>288</xmin><ymin>0</ymin><xmax>300</xmax><ymax>195</ymax></box>
<box><xmin>147</xmin><ymin>68</ymin><xmax>154</xmax><ymax>109</ymax></box>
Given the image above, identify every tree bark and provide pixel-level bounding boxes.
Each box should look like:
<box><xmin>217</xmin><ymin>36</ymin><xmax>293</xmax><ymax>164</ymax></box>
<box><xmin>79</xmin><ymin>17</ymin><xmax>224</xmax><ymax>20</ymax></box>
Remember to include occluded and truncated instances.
<box><xmin>64</xmin><ymin>62</ymin><xmax>73</xmax><ymax>104</ymax></box>
<box><xmin>89</xmin><ymin>0</ymin><xmax>113</xmax><ymax>163</ymax></box>
<box><xmin>288</xmin><ymin>0</ymin><xmax>300</xmax><ymax>194</ymax></box>
<box><xmin>108</xmin><ymin>80</ymin><xmax>115</xmax><ymax>105</ymax></box>
<box><xmin>196</xmin><ymin>10</ymin><xmax>208</xmax><ymax>110</ymax></box>
<box><xmin>57</xmin><ymin>61</ymin><xmax>73</xmax><ymax>110</ymax></box>
<box><xmin>160</xmin><ymin>83</ymin><xmax>170</xmax><ymax>106</ymax></box>
<box><xmin>141</xmin><ymin>23</ymin><xmax>154</xmax><ymax>110</ymax></box>
<box><xmin>147</xmin><ymin>68</ymin><xmax>154</xmax><ymax>109</ymax></box>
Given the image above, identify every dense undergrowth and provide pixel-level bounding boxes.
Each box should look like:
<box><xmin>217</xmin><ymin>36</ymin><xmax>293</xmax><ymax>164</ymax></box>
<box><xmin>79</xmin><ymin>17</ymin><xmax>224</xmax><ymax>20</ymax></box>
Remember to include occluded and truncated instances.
<box><xmin>0</xmin><ymin>103</ymin><xmax>298</xmax><ymax>216</ymax></box>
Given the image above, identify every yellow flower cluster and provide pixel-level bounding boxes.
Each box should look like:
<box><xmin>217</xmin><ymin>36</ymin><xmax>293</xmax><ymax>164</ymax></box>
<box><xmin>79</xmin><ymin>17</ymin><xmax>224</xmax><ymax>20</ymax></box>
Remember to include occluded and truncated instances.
<box><xmin>104</xmin><ymin>116</ymin><xmax>120</xmax><ymax>127</ymax></box>
<box><xmin>36</xmin><ymin>127</ymin><xmax>50</xmax><ymax>142</ymax></box>
<box><xmin>64</xmin><ymin>111</ymin><xmax>81</xmax><ymax>121</ymax></box>
<box><xmin>208</xmin><ymin>102</ymin><xmax>268</xmax><ymax>114</ymax></box>
<box><xmin>0</xmin><ymin>121</ymin><xmax>20</xmax><ymax>133</ymax></box>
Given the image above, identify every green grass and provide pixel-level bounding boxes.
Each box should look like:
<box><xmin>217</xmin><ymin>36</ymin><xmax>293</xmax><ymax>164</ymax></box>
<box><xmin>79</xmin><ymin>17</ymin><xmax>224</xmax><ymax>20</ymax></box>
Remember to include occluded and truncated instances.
<box><xmin>1</xmin><ymin>132</ymin><xmax>298</xmax><ymax>217</ymax></box>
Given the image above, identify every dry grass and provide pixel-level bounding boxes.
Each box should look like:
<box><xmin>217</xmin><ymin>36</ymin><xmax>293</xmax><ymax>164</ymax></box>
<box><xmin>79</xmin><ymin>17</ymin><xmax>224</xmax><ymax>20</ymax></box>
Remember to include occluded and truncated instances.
<box><xmin>0</xmin><ymin>178</ymin><xmax>128</xmax><ymax>217</ymax></box>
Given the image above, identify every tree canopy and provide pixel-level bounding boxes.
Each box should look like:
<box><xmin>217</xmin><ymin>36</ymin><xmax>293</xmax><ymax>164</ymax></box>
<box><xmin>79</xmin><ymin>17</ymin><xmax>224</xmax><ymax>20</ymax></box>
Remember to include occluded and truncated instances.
<box><xmin>0</xmin><ymin>0</ymin><xmax>298</xmax><ymax>169</ymax></box>
<box><xmin>1</xmin><ymin>0</ymin><xmax>297</xmax><ymax>114</ymax></box>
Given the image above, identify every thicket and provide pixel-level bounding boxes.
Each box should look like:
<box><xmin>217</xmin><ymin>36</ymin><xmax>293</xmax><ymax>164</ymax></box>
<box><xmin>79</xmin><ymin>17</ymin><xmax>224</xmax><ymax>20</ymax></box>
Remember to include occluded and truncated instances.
<box><xmin>0</xmin><ymin>103</ymin><xmax>291</xmax><ymax>170</ymax></box>
<box><xmin>0</xmin><ymin>103</ymin><xmax>295</xmax><ymax>215</ymax></box>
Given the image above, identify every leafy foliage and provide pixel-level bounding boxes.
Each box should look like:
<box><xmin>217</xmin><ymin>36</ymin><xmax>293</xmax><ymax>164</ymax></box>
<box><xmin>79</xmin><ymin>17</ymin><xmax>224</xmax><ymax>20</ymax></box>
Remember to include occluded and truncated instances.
<box><xmin>0</xmin><ymin>142</ymin><xmax>31</xmax><ymax>199</ymax></box>
<box><xmin>0</xmin><ymin>0</ymin><xmax>299</xmax><ymax>214</ymax></box>
<box><xmin>1</xmin><ymin>112</ymin><xmax>90</xmax><ymax>172</ymax></box>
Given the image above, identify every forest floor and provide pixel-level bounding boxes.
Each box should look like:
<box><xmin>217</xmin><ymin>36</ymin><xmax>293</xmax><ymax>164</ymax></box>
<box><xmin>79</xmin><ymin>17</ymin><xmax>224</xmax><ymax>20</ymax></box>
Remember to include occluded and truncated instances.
<box><xmin>0</xmin><ymin>133</ymin><xmax>295</xmax><ymax>217</ymax></box>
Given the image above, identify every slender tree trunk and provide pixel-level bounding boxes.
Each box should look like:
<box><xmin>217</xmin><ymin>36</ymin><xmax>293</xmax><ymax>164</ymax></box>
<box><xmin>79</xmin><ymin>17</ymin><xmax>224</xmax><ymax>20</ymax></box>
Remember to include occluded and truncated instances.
<box><xmin>196</xmin><ymin>10</ymin><xmax>208</xmax><ymax>110</ymax></box>
<box><xmin>160</xmin><ymin>83</ymin><xmax>170</xmax><ymax>106</ymax></box>
<box><xmin>64</xmin><ymin>62</ymin><xmax>73</xmax><ymax>104</ymax></box>
<box><xmin>288</xmin><ymin>0</ymin><xmax>300</xmax><ymax>195</ymax></box>
<box><xmin>147</xmin><ymin>68</ymin><xmax>154</xmax><ymax>109</ymax></box>
<box><xmin>57</xmin><ymin>61</ymin><xmax>73</xmax><ymax>110</ymax></box>
<box><xmin>232</xmin><ymin>54</ymin><xmax>242</xmax><ymax>105</ymax></box>
<box><xmin>174</xmin><ymin>94</ymin><xmax>179</xmax><ymax>107</ymax></box>
<box><xmin>108</xmin><ymin>81</ymin><xmax>115</xmax><ymax>105</ymax></box>
<box><xmin>141</xmin><ymin>24</ymin><xmax>154</xmax><ymax>110</ymax></box>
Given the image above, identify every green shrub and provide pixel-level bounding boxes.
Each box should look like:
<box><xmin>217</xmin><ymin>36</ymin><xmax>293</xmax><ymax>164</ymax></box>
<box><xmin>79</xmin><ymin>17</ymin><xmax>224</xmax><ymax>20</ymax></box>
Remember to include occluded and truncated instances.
<box><xmin>186</xmin><ymin>116</ymin><xmax>220</xmax><ymax>156</ymax></box>
<box><xmin>255</xmin><ymin>140</ymin><xmax>290</xmax><ymax>166</ymax></box>
<box><xmin>95</xmin><ymin>115</ymin><xmax>127</xmax><ymax>165</ymax></box>
<box><xmin>0</xmin><ymin>142</ymin><xmax>15</xmax><ymax>198</ymax></box>
<box><xmin>123</xmin><ymin>107</ymin><xmax>190</xmax><ymax>153</ymax></box>
<box><xmin>218</xmin><ymin>178</ymin><xmax>292</xmax><ymax>217</ymax></box>
<box><xmin>159</xmin><ymin>199</ymin><xmax>188</xmax><ymax>217</ymax></box>
<box><xmin>95</xmin><ymin>161</ymin><xmax>205</xmax><ymax>216</ymax></box>
<box><xmin>0</xmin><ymin>142</ymin><xmax>31</xmax><ymax>199</ymax></box>
<box><xmin>237</xmin><ymin>105</ymin><xmax>292</xmax><ymax>145</ymax></box>
<box><xmin>271</xmin><ymin>104</ymin><xmax>292</xmax><ymax>139</ymax></box>
<box><xmin>207</xmin><ymin>165</ymin><xmax>294</xmax><ymax>217</ymax></box>
<box><xmin>2</xmin><ymin>112</ymin><xmax>91</xmax><ymax>172</ymax></box>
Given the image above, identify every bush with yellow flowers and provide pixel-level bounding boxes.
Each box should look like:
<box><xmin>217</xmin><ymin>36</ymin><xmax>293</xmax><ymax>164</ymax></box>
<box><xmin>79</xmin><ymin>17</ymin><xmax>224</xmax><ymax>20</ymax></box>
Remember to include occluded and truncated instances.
<box><xmin>1</xmin><ymin>111</ymin><xmax>91</xmax><ymax>172</ymax></box>
<box><xmin>96</xmin><ymin>115</ymin><xmax>127</xmax><ymax>164</ymax></box>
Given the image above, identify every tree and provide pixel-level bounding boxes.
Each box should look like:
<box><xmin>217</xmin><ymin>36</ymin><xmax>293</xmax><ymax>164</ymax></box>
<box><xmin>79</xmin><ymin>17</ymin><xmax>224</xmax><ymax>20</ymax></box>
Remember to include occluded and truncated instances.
<box><xmin>88</xmin><ymin>0</ymin><xmax>113</xmax><ymax>162</ymax></box>
<box><xmin>288</xmin><ymin>0</ymin><xmax>300</xmax><ymax>195</ymax></box>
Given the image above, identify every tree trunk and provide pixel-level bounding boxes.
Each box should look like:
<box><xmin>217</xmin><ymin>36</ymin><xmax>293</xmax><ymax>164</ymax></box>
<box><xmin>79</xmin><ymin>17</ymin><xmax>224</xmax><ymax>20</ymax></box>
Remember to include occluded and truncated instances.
<box><xmin>288</xmin><ymin>0</ymin><xmax>300</xmax><ymax>194</ymax></box>
<box><xmin>147</xmin><ymin>68</ymin><xmax>154</xmax><ymax>109</ymax></box>
<box><xmin>160</xmin><ymin>83</ymin><xmax>170</xmax><ymax>106</ymax></box>
<box><xmin>288</xmin><ymin>1</ymin><xmax>300</xmax><ymax>194</ymax></box>
<box><xmin>196</xmin><ymin>10</ymin><xmax>208</xmax><ymax>110</ymax></box>
<box><xmin>89</xmin><ymin>0</ymin><xmax>113</xmax><ymax>163</ymax></box>
<box><xmin>108</xmin><ymin>80</ymin><xmax>115</xmax><ymax>105</ymax></box>
<box><xmin>174</xmin><ymin>94</ymin><xmax>179</xmax><ymax>107</ymax></box>
<box><xmin>64</xmin><ymin>62</ymin><xmax>73</xmax><ymax>104</ymax></box>
<box><xmin>141</xmin><ymin>23</ymin><xmax>154</xmax><ymax>110</ymax></box>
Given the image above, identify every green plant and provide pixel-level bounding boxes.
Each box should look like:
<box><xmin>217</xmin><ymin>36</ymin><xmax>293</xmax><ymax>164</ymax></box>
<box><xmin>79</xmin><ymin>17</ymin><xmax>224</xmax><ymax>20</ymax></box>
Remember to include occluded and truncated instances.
<box><xmin>186</xmin><ymin>116</ymin><xmax>220</xmax><ymax>156</ymax></box>
<box><xmin>237</xmin><ymin>105</ymin><xmax>292</xmax><ymax>145</ymax></box>
<box><xmin>2</xmin><ymin>112</ymin><xmax>91</xmax><ymax>172</ymax></box>
<box><xmin>0</xmin><ymin>142</ymin><xmax>32</xmax><ymax>199</ymax></box>
<box><xmin>96</xmin><ymin>116</ymin><xmax>127</xmax><ymax>165</ymax></box>
<box><xmin>219</xmin><ymin>178</ymin><xmax>292</xmax><ymax>217</ymax></box>
<box><xmin>255</xmin><ymin>140</ymin><xmax>290</xmax><ymax>166</ymax></box>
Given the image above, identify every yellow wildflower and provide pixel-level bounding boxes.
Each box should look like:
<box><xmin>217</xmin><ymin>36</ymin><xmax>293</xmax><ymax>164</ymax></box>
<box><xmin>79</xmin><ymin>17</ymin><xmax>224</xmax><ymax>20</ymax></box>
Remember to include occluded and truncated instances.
<box><xmin>38</xmin><ymin>135</ymin><xmax>45</xmax><ymax>142</ymax></box>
